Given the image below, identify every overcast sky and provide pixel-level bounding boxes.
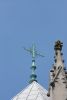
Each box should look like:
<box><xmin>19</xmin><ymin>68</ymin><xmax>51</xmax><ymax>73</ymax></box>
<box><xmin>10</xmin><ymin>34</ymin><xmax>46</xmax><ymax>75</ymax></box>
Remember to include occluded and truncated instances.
<box><xmin>0</xmin><ymin>0</ymin><xmax>67</xmax><ymax>100</ymax></box>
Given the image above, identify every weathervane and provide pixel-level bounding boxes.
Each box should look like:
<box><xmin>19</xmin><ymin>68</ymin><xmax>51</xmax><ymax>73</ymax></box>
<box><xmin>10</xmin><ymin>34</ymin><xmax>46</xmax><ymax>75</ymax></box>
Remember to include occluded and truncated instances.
<box><xmin>24</xmin><ymin>44</ymin><xmax>44</xmax><ymax>83</ymax></box>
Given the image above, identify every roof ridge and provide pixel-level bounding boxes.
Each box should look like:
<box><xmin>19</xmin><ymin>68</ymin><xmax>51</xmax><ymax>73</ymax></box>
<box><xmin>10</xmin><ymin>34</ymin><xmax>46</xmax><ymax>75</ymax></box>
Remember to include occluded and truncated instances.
<box><xmin>11</xmin><ymin>81</ymin><xmax>49</xmax><ymax>100</ymax></box>
<box><xmin>11</xmin><ymin>83</ymin><xmax>33</xmax><ymax>100</ymax></box>
<box><xmin>26</xmin><ymin>83</ymin><xmax>35</xmax><ymax>100</ymax></box>
<box><xmin>36</xmin><ymin>83</ymin><xmax>48</xmax><ymax>99</ymax></box>
<box><xmin>35</xmin><ymin>82</ymin><xmax>48</xmax><ymax>93</ymax></box>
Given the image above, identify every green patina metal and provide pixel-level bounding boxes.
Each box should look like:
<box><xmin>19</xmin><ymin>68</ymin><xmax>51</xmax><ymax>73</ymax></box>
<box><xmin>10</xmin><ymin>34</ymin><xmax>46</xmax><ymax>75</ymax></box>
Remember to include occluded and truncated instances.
<box><xmin>24</xmin><ymin>44</ymin><xmax>44</xmax><ymax>83</ymax></box>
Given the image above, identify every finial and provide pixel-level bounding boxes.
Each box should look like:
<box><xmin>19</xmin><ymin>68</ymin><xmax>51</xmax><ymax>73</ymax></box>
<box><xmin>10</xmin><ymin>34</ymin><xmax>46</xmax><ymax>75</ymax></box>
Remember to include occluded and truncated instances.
<box><xmin>54</xmin><ymin>40</ymin><xmax>63</xmax><ymax>51</ymax></box>
<box><xmin>24</xmin><ymin>44</ymin><xmax>44</xmax><ymax>83</ymax></box>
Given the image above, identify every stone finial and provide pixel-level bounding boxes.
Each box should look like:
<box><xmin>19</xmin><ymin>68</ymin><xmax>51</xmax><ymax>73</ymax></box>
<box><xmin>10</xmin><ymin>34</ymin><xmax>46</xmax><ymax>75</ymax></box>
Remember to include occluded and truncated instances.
<box><xmin>54</xmin><ymin>40</ymin><xmax>63</xmax><ymax>51</ymax></box>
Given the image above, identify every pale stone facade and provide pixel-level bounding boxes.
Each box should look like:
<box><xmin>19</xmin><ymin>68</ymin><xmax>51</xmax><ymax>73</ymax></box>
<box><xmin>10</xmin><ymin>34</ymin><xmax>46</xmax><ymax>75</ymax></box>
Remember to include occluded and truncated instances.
<box><xmin>48</xmin><ymin>40</ymin><xmax>67</xmax><ymax>100</ymax></box>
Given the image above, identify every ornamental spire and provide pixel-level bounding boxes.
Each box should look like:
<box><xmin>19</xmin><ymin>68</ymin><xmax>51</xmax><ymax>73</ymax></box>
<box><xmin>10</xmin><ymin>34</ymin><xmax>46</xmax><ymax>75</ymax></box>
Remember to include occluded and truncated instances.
<box><xmin>24</xmin><ymin>44</ymin><xmax>44</xmax><ymax>83</ymax></box>
<box><xmin>50</xmin><ymin>40</ymin><xmax>64</xmax><ymax>87</ymax></box>
<box><xmin>47</xmin><ymin>40</ymin><xmax>67</xmax><ymax>99</ymax></box>
<box><xmin>54</xmin><ymin>40</ymin><xmax>64</xmax><ymax>69</ymax></box>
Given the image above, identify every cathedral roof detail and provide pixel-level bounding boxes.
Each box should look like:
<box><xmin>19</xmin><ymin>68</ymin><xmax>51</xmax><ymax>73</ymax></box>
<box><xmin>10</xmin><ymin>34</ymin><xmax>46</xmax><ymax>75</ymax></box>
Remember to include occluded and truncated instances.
<box><xmin>11</xmin><ymin>81</ymin><xmax>50</xmax><ymax>100</ymax></box>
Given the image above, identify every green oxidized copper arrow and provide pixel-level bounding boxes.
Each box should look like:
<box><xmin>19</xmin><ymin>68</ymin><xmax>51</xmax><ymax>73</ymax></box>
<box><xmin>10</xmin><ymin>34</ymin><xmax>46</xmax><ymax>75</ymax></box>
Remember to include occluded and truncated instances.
<box><xmin>24</xmin><ymin>44</ymin><xmax>44</xmax><ymax>83</ymax></box>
